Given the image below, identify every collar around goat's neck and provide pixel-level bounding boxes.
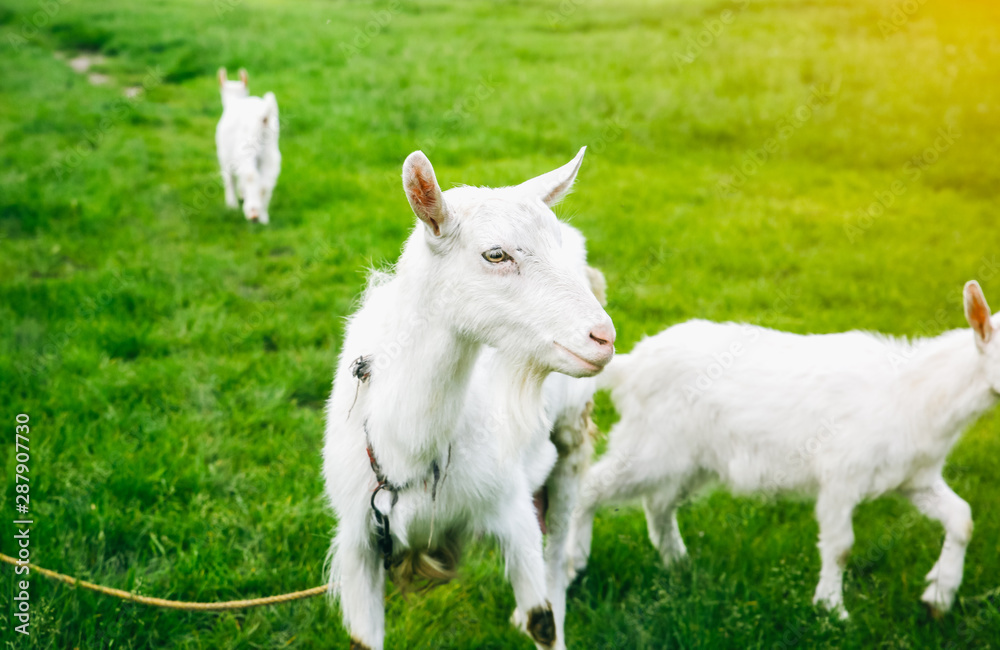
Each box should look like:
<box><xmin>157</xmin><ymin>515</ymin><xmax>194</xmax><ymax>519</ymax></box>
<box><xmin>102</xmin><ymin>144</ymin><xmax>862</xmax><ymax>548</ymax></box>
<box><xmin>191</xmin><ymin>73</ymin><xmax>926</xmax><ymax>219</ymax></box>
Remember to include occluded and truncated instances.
<box><xmin>361</xmin><ymin>385</ymin><xmax>453</xmax><ymax>571</ymax></box>
<box><xmin>364</xmin><ymin>421</ymin><xmax>452</xmax><ymax>499</ymax></box>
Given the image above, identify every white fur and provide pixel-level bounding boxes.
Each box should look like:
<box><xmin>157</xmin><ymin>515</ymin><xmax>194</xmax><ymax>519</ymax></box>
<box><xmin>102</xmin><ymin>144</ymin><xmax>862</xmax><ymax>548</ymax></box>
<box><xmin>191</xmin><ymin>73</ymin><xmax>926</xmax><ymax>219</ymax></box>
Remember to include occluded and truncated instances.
<box><xmin>571</xmin><ymin>281</ymin><xmax>999</xmax><ymax>618</ymax></box>
<box><xmin>215</xmin><ymin>68</ymin><xmax>281</xmax><ymax>224</ymax></box>
<box><xmin>323</xmin><ymin>148</ymin><xmax>615</xmax><ymax>650</ymax></box>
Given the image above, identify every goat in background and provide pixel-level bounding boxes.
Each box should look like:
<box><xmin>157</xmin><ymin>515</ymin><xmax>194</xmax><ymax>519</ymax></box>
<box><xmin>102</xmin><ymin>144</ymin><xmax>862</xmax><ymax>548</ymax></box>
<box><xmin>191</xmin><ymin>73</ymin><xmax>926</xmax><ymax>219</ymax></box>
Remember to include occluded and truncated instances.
<box><xmin>216</xmin><ymin>67</ymin><xmax>280</xmax><ymax>224</ymax></box>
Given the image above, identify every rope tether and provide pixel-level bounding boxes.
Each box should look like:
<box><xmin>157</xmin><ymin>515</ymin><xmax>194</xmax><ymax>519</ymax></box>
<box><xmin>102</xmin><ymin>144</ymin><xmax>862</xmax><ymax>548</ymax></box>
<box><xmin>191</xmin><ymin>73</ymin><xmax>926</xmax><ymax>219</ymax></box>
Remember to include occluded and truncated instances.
<box><xmin>0</xmin><ymin>553</ymin><xmax>327</xmax><ymax>611</ymax></box>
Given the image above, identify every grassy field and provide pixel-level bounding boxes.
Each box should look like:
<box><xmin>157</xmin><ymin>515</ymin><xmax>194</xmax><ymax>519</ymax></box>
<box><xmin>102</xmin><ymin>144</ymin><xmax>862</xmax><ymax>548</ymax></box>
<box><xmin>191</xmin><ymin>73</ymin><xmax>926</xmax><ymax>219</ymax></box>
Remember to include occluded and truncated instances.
<box><xmin>2</xmin><ymin>0</ymin><xmax>1000</xmax><ymax>647</ymax></box>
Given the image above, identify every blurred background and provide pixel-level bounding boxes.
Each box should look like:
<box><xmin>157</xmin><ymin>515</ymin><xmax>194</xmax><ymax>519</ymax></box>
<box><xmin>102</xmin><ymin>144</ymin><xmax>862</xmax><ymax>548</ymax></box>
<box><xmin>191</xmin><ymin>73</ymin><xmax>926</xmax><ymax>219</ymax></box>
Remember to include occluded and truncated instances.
<box><xmin>1</xmin><ymin>0</ymin><xmax>999</xmax><ymax>647</ymax></box>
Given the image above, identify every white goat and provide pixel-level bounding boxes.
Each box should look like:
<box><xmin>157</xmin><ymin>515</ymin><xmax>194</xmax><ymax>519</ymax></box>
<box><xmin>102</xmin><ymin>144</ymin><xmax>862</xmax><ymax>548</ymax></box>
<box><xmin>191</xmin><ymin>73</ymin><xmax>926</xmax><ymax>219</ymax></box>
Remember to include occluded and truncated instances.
<box><xmin>571</xmin><ymin>281</ymin><xmax>999</xmax><ymax>618</ymax></box>
<box><xmin>323</xmin><ymin>148</ymin><xmax>615</xmax><ymax>650</ymax></box>
<box><xmin>215</xmin><ymin>67</ymin><xmax>280</xmax><ymax>224</ymax></box>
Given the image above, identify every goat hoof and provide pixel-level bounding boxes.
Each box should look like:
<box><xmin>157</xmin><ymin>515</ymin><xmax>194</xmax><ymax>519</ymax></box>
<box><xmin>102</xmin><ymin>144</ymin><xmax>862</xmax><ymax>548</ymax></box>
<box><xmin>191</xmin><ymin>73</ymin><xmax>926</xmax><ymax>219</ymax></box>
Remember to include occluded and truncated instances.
<box><xmin>569</xmin><ymin>552</ymin><xmax>589</xmax><ymax>580</ymax></box>
<box><xmin>510</xmin><ymin>607</ymin><xmax>528</xmax><ymax>632</ymax></box>
<box><xmin>660</xmin><ymin>548</ymin><xmax>689</xmax><ymax>568</ymax></box>
<box><xmin>921</xmin><ymin>584</ymin><xmax>953</xmax><ymax>618</ymax></box>
<box><xmin>813</xmin><ymin>596</ymin><xmax>849</xmax><ymax>621</ymax></box>
<box><xmin>567</xmin><ymin>565</ymin><xmax>583</xmax><ymax>583</ymax></box>
<box><xmin>923</xmin><ymin>601</ymin><xmax>947</xmax><ymax>620</ymax></box>
<box><xmin>526</xmin><ymin>604</ymin><xmax>556</xmax><ymax>648</ymax></box>
<box><xmin>349</xmin><ymin>639</ymin><xmax>373</xmax><ymax>650</ymax></box>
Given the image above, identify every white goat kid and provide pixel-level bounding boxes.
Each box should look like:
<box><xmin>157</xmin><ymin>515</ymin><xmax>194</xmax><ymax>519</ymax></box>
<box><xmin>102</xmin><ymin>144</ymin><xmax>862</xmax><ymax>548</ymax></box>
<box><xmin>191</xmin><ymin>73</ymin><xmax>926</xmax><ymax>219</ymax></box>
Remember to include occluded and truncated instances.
<box><xmin>571</xmin><ymin>281</ymin><xmax>999</xmax><ymax>619</ymax></box>
<box><xmin>324</xmin><ymin>148</ymin><xmax>615</xmax><ymax>650</ymax></box>
<box><xmin>215</xmin><ymin>67</ymin><xmax>280</xmax><ymax>224</ymax></box>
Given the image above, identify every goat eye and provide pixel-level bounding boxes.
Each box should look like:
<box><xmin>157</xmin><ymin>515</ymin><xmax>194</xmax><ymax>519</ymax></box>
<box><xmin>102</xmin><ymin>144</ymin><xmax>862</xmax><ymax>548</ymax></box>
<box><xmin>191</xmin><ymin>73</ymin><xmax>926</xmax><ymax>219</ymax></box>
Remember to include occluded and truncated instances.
<box><xmin>482</xmin><ymin>248</ymin><xmax>509</xmax><ymax>264</ymax></box>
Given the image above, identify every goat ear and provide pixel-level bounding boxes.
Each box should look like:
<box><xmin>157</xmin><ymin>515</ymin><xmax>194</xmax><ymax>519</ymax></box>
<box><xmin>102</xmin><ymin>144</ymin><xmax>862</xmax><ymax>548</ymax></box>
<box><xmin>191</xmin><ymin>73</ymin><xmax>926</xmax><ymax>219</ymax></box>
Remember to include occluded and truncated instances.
<box><xmin>402</xmin><ymin>151</ymin><xmax>448</xmax><ymax>237</ymax></box>
<box><xmin>239</xmin><ymin>68</ymin><xmax>248</xmax><ymax>88</ymax></box>
<box><xmin>585</xmin><ymin>266</ymin><xmax>608</xmax><ymax>306</ymax></box>
<box><xmin>964</xmin><ymin>280</ymin><xmax>994</xmax><ymax>349</ymax></box>
<box><xmin>218</xmin><ymin>67</ymin><xmax>227</xmax><ymax>87</ymax></box>
<box><xmin>518</xmin><ymin>146</ymin><xmax>586</xmax><ymax>207</ymax></box>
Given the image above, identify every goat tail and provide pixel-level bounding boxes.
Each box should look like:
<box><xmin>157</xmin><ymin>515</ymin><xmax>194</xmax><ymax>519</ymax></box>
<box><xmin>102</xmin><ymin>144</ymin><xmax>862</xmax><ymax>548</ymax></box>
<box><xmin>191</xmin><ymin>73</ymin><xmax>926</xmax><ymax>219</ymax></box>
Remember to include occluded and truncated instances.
<box><xmin>595</xmin><ymin>352</ymin><xmax>631</xmax><ymax>392</ymax></box>
<box><xmin>390</xmin><ymin>532</ymin><xmax>463</xmax><ymax>593</ymax></box>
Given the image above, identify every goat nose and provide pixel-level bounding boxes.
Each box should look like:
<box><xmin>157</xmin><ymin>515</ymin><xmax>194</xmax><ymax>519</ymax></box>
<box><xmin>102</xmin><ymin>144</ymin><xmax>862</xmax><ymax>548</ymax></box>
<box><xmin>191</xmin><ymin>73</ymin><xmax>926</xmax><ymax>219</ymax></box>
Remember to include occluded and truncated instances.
<box><xmin>589</xmin><ymin>323</ymin><xmax>616</xmax><ymax>348</ymax></box>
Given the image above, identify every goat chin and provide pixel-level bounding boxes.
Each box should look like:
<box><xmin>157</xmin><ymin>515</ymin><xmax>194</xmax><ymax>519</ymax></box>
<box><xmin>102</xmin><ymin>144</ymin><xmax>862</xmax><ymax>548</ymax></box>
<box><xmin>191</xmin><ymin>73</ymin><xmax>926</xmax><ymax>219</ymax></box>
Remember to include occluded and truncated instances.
<box><xmin>389</xmin><ymin>532</ymin><xmax>463</xmax><ymax>593</ymax></box>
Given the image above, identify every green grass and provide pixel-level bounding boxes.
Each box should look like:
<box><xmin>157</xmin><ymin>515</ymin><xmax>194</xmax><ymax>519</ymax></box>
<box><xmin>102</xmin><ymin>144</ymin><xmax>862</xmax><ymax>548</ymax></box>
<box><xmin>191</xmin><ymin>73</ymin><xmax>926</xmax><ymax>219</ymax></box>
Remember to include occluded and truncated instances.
<box><xmin>2</xmin><ymin>0</ymin><xmax>1000</xmax><ymax>647</ymax></box>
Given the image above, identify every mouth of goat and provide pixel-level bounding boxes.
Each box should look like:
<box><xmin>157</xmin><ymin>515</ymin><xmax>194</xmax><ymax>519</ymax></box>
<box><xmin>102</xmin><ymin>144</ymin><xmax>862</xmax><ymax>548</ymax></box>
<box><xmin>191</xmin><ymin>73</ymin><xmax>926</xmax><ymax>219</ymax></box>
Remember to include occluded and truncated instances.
<box><xmin>553</xmin><ymin>341</ymin><xmax>604</xmax><ymax>373</ymax></box>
